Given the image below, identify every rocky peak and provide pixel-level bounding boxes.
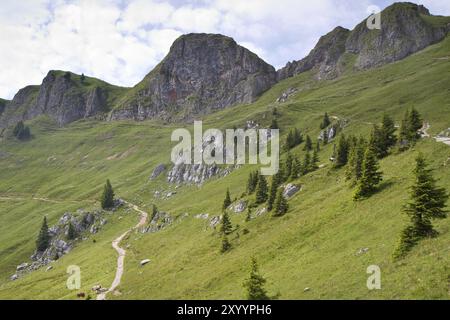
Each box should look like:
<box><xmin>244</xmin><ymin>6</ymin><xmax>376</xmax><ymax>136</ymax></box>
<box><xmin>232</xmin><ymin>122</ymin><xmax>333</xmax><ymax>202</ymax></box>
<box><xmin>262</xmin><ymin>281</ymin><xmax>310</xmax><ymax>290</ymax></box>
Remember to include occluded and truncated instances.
<box><xmin>278</xmin><ymin>2</ymin><xmax>449</xmax><ymax>81</ymax></box>
<box><xmin>277</xmin><ymin>26</ymin><xmax>350</xmax><ymax>81</ymax></box>
<box><xmin>110</xmin><ymin>33</ymin><xmax>277</xmax><ymax>121</ymax></box>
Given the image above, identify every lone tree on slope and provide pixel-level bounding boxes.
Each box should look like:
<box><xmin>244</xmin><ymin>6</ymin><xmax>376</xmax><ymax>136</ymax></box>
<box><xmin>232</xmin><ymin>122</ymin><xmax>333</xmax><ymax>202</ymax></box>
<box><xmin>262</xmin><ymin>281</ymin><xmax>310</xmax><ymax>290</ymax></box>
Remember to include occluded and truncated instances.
<box><xmin>243</xmin><ymin>258</ymin><xmax>270</xmax><ymax>300</ymax></box>
<box><xmin>101</xmin><ymin>179</ymin><xmax>115</xmax><ymax>209</ymax></box>
<box><xmin>36</xmin><ymin>216</ymin><xmax>50</xmax><ymax>252</ymax></box>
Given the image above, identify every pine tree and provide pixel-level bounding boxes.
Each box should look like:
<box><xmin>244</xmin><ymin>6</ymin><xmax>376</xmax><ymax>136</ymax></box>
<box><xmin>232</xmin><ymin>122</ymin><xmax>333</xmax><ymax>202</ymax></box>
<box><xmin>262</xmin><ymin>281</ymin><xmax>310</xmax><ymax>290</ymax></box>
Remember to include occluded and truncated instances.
<box><xmin>255</xmin><ymin>176</ymin><xmax>268</xmax><ymax>204</ymax></box>
<box><xmin>285</xmin><ymin>130</ymin><xmax>294</xmax><ymax>150</ymax></box>
<box><xmin>151</xmin><ymin>204</ymin><xmax>158</xmax><ymax>221</ymax></box>
<box><xmin>334</xmin><ymin>134</ymin><xmax>349</xmax><ymax>168</ymax></box>
<box><xmin>267</xmin><ymin>176</ymin><xmax>279</xmax><ymax>212</ymax></box>
<box><xmin>395</xmin><ymin>154</ymin><xmax>448</xmax><ymax>257</ymax></box>
<box><xmin>245</xmin><ymin>207</ymin><xmax>252</xmax><ymax>222</ymax></box>
<box><xmin>380</xmin><ymin>114</ymin><xmax>397</xmax><ymax>151</ymax></box>
<box><xmin>293</xmin><ymin>128</ymin><xmax>303</xmax><ymax>146</ymax></box>
<box><xmin>81</xmin><ymin>73</ymin><xmax>86</xmax><ymax>83</ymax></box>
<box><xmin>310</xmin><ymin>149</ymin><xmax>319</xmax><ymax>171</ymax></box>
<box><xmin>247</xmin><ymin>171</ymin><xmax>258</xmax><ymax>194</ymax></box>
<box><xmin>346</xmin><ymin>136</ymin><xmax>366</xmax><ymax>184</ymax></box>
<box><xmin>322</xmin><ymin>129</ymin><xmax>329</xmax><ymax>145</ymax></box>
<box><xmin>67</xmin><ymin>222</ymin><xmax>77</xmax><ymax>240</ymax></box>
<box><xmin>273</xmin><ymin>189</ymin><xmax>289</xmax><ymax>217</ymax></box>
<box><xmin>223</xmin><ymin>189</ymin><xmax>232</xmax><ymax>211</ymax></box>
<box><xmin>369</xmin><ymin>124</ymin><xmax>385</xmax><ymax>159</ymax></box>
<box><xmin>354</xmin><ymin>147</ymin><xmax>383</xmax><ymax>200</ymax></box>
<box><xmin>101</xmin><ymin>179</ymin><xmax>115</xmax><ymax>209</ymax></box>
<box><xmin>304</xmin><ymin>135</ymin><xmax>313</xmax><ymax>151</ymax></box>
<box><xmin>409</xmin><ymin>108</ymin><xmax>422</xmax><ymax>140</ymax></box>
<box><xmin>399</xmin><ymin>109</ymin><xmax>410</xmax><ymax>148</ymax></box>
<box><xmin>221</xmin><ymin>211</ymin><xmax>233</xmax><ymax>235</ymax></box>
<box><xmin>315</xmin><ymin>140</ymin><xmax>320</xmax><ymax>152</ymax></box>
<box><xmin>221</xmin><ymin>235</ymin><xmax>232</xmax><ymax>253</ymax></box>
<box><xmin>320</xmin><ymin>112</ymin><xmax>331</xmax><ymax>129</ymax></box>
<box><xmin>290</xmin><ymin>156</ymin><xmax>301</xmax><ymax>180</ymax></box>
<box><xmin>285</xmin><ymin>152</ymin><xmax>293</xmax><ymax>180</ymax></box>
<box><xmin>243</xmin><ymin>258</ymin><xmax>270</xmax><ymax>300</ymax></box>
<box><xmin>301</xmin><ymin>152</ymin><xmax>311</xmax><ymax>175</ymax></box>
<box><xmin>270</xmin><ymin>119</ymin><xmax>279</xmax><ymax>130</ymax></box>
<box><xmin>36</xmin><ymin>217</ymin><xmax>50</xmax><ymax>252</ymax></box>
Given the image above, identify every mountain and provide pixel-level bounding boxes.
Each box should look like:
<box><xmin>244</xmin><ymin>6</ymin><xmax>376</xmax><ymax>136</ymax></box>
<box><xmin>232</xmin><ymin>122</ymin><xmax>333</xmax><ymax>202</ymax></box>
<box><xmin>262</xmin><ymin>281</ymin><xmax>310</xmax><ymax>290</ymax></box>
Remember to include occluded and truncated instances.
<box><xmin>109</xmin><ymin>33</ymin><xmax>277</xmax><ymax>122</ymax></box>
<box><xmin>0</xmin><ymin>71</ymin><xmax>126</xmax><ymax>128</ymax></box>
<box><xmin>277</xmin><ymin>2</ymin><xmax>450</xmax><ymax>80</ymax></box>
<box><xmin>0</xmin><ymin>98</ymin><xmax>7</xmax><ymax>117</ymax></box>
<box><xmin>0</xmin><ymin>3</ymin><xmax>449</xmax><ymax>128</ymax></box>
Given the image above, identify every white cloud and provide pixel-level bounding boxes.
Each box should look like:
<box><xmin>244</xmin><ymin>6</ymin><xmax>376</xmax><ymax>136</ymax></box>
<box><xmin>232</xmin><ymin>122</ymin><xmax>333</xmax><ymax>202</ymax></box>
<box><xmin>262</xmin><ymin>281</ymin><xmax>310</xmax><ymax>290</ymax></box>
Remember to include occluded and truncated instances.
<box><xmin>0</xmin><ymin>0</ymin><xmax>446</xmax><ymax>99</ymax></box>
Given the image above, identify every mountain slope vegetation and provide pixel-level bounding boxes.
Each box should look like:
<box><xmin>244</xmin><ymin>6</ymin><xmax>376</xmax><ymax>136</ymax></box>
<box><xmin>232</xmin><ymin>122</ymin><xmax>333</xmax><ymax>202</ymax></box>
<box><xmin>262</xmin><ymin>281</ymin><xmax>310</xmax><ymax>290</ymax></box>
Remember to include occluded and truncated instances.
<box><xmin>0</xmin><ymin>30</ymin><xmax>449</xmax><ymax>299</ymax></box>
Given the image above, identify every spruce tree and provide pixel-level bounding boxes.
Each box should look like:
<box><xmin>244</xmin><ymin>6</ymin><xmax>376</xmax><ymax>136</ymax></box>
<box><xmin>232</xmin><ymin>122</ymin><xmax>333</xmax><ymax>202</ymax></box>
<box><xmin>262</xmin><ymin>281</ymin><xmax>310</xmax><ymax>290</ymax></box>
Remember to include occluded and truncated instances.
<box><xmin>247</xmin><ymin>171</ymin><xmax>258</xmax><ymax>194</ymax></box>
<box><xmin>354</xmin><ymin>146</ymin><xmax>383</xmax><ymax>200</ymax></box>
<box><xmin>293</xmin><ymin>128</ymin><xmax>303</xmax><ymax>146</ymax></box>
<box><xmin>36</xmin><ymin>217</ymin><xmax>50</xmax><ymax>252</ymax></box>
<box><xmin>243</xmin><ymin>258</ymin><xmax>270</xmax><ymax>300</ymax></box>
<box><xmin>285</xmin><ymin>130</ymin><xmax>294</xmax><ymax>150</ymax></box>
<box><xmin>320</xmin><ymin>112</ymin><xmax>331</xmax><ymax>129</ymax></box>
<box><xmin>369</xmin><ymin>124</ymin><xmax>385</xmax><ymax>159</ymax></box>
<box><xmin>290</xmin><ymin>156</ymin><xmax>301</xmax><ymax>180</ymax></box>
<box><xmin>395</xmin><ymin>154</ymin><xmax>448</xmax><ymax>257</ymax></box>
<box><xmin>270</xmin><ymin>119</ymin><xmax>279</xmax><ymax>130</ymax></box>
<box><xmin>223</xmin><ymin>189</ymin><xmax>232</xmax><ymax>211</ymax></box>
<box><xmin>151</xmin><ymin>204</ymin><xmax>158</xmax><ymax>221</ymax></box>
<box><xmin>381</xmin><ymin>114</ymin><xmax>397</xmax><ymax>151</ymax></box>
<box><xmin>221</xmin><ymin>211</ymin><xmax>233</xmax><ymax>235</ymax></box>
<box><xmin>101</xmin><ymin>179</ymin><xmax>115</xmax><ymax>209</ymax></box>
<box><xmin>221</xmin><ymin>235</ymin><xmax>232</xmax><ymax>253</ymax></box>
<box><xmin>310</xmin><ymin>149</ymin><xmax>319</xmax><ymax>171</ymax></box>
<box><xmin>255</xmin><ymin>176</ymin><xmax>268</xmax><ymax>204</ymax></box>
<box><xmin>285</xmin><ymin>152</ymin><xmax>293</xmax><ymax>180</ymax></box>
<box><xmin>301</xmin><ymin>152</ymin><xmax>311</xmax><ymax>175</ymax></box>
<box><xmin>322</xmin><ymin>130</ymin><xmax>329</xmax><ymax>145</ymax></box>
<box><xmin>409</xmin><ymin>108</ymin><xmax>422</xmax><ymax>140</ymax></box>
<box><xmin>304</xmin><ymin>135</ymin><xmax>313</xmax><ymax>151</ymax></box>
<box><xmin>273</xmin><ymin>189</ymin><xmax>289</xmax><ymax>217</ymax></box>
<box><xmin>315</xmin><ymin>140</ymin><xmax>321</xmax><ymax>152</ymax></box>
<box><xmin>334</xmin><ymin>134</ymin><xmax>349</xmax><ymax>168</ymax></box>
<box><xmin>346</xmin><ymin>137</ymin><xmax>366</xmax><ymax>184</ymax></box>
<box><xmin>245</xmin><ymin>207</ymin><xmax>252</xmax><ymax>222</ymax></box>
<box><xmin>399</xmin><ymin>110</ymin><xmax>411</xmax><ymax>148</ymax></box>
<box><xmin>81</xmin><ymin>73</ymin><xmax>86</xmax><ymax>83</ymax></box>
<box><xmin>267</xmin><ymin>176</ymin><xmax>279</xmax><ymax>212</ymax></box>
<box><xmin>67</xmin><ymin>222</ymin><xmax>77</xmax><ymax>240</ymax></box>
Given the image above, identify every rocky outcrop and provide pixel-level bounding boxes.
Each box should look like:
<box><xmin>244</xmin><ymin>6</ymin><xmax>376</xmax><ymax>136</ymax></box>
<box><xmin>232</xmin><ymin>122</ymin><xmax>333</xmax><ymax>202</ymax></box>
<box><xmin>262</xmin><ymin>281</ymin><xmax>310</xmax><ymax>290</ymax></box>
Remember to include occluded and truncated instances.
<box><xmin>143</xmin><ymin>211</ymin><xmax>173</xmax><ymax>233</ymax></box>
<box><xmin>150</xmin><ymin>163</ymin><xmax>166</xmax><ymax>180</ymax></box>
<box><xmin>110</xmin><ymin>33</ymin><xmax>277</xmax><ymax>122</ymax></box>
<box><xmin>167</xmin><ymin>163</ymin><xmax>234</xmax><ymax>185</ymax></box>
<box><xmin>283</xmin><ymin>184</ymin><xmax>301</xmax><ymax>199</ymax></box>
<box><xmin>278</xmin><ymin>26</ymin><xmax>350</xmax><ymax>81</ymax></box>
<box><xmin>278</xmin><ymin>3</ymin><xmax>449</xmax><ymax>81</ymax></box>
<box><xmin>0</xmin><ymin>71</ymin><xmax>122</xmax><ymax>128</ymax></box>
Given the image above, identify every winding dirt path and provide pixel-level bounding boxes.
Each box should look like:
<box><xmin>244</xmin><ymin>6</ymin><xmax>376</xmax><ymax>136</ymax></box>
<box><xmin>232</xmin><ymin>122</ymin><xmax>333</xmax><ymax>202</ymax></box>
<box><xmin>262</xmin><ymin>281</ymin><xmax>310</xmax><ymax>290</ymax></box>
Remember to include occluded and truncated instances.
<box><xmin>96</xmin><ymin>201</ymin><xmax>148</xmax><ymax>300</ymax></box>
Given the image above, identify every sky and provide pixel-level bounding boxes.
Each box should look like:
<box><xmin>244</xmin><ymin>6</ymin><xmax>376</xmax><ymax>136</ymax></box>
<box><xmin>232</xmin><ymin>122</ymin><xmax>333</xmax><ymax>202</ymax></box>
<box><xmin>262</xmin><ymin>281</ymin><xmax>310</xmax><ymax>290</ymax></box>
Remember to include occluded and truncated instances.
<box><xmin>0</xmin><ymin>0</ymin><xmax>449</xmax><ymax>99</ymax></box>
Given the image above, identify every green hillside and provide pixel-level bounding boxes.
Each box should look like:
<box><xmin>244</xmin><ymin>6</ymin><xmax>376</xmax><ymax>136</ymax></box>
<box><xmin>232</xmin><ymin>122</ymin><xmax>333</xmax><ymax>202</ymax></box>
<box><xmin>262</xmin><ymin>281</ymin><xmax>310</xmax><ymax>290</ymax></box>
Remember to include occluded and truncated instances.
<box><xmin>0</xmin><ymin>35</ymin><xmax>449</xmax><ymax>300</ymax></box>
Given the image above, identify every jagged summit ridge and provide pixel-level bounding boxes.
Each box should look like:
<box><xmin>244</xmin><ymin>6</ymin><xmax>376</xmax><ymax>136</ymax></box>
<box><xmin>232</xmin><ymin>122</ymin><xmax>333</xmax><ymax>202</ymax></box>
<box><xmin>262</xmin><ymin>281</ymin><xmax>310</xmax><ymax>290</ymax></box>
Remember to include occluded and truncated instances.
<box><xmin>109</xmin><ymin>33</ymin><xmax>277</xmax><ymax>121</ymax></box>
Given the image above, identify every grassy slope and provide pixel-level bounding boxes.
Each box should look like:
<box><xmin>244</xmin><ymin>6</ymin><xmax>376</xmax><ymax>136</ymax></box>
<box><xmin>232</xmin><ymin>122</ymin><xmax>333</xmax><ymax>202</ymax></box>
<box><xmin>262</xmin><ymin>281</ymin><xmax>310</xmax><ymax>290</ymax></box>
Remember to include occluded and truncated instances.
<box><xmin>0</xmin><ymin>36</ymin><xmax>449</xmax><ymax>299</ymax></box>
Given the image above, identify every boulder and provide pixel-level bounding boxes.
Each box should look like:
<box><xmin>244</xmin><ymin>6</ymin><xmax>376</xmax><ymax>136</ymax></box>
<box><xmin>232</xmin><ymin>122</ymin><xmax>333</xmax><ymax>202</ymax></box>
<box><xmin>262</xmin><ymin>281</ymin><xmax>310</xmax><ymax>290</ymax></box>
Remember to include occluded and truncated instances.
<box><xmin>195</xmin><ymin>213</ymin><xmax>209</xmax><ymax>220</ymax></box>
<box><xmin>229</xmin><ymin>201</ymin><xmax>247</xmax><ymax>213</ymax></box>
<box><xmin>140</xmin><ymin>259</ymin><xmax>151</xmax><ymax>266</ymax></box>
<box><xmin>16</xmin><ymin>263</ymin><xmax>28</xmax><ymax>271</ymax></box>
<box><xmin>150</xmin><ymin>164</ymin><xmax>166</xmax><ymax>180</ymax></box>
<box><xmin>283</xmin><ymin>184</ymin><xmax>301</xmax><ymax>199</ymax></box>
<box><xmin>10</xmin><ymin>274</ymin><xmax>18</xmax><ymax>281</ymax></box>
<box><xmin>209</xmin><ymin>216</ymin><xmax>222</xmax><ymax>228</ymax></box>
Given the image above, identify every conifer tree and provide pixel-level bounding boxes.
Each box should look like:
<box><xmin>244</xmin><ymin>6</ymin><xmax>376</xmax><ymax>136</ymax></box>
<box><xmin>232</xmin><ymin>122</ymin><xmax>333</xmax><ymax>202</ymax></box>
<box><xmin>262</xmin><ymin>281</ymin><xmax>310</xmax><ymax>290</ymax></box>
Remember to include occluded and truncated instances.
<box><xmin>255</xmin><ymin>176</ymin><xmax>268</xmax><ymax>204</ymax></box>
<box><xmin>267</xmin><ymin>176</ymin><xmax>279</xmax><ymax>212</ymax></box>
<box><xmin>320</xmin><ymin>112</ymin><xmax>331</xmax><ymax>129</ymax></box>
<box><xmin>315</xmin><ymin>140</ymin><xmax>320</xmax><ymax>152</ymax></box>
<box><xmin>243</xmin><ymin>258</ymin><xmax>270</xmax><ymax>300</ymax></box>
<box><xmin>346</xmin><ymin>136</ymin><xmax>366</xmax><ymax>184</ymax></box>
<box><xmin>310</xmin><ymin>149</ymin><xmax>319</xmax><ymax>171</ymax></box>
<box><xmin>381</xmin><ymin>114</ymin><xmax>397</xmax><ymax>151</ymax></box>
<box><xmin>221</xmin><ymin>235</ymin><xmax>232</xmax><ymax>253</ymax></box>
<box><xmin>247</xmin><ymin>171</ymin><xmax>259</xmax><ymax>194</ymax></box>
<box><xmin>270</xmin><ymin>119</ymin><xmax>279</xmax><ymax>130</ymax></box>
<box><xmin>369</xmin><ymin>124</ymin><xmax>385</xmax><ymax>159</ymax></box>
<box><xmin>36</xmin><ymin>217</ymin><xmax>50</xmax><ymax>252</ymax></box>
<box><xmin>304</xmin><ymin>135</ymin><xmax>313</xmax><ymax>151</ymax></box>
<box><xmin>223</xmin><ymin>188</ymin><xmax>232</xmax><ymax>211</ymax></box>
<box><xmin>409</xmin><ymin>108</ymin><xmax>423</xmax><ymax>140</ymax></box>
<box><xmin>293</xmin><ymin>128</ymin><xmax>303</xmax><ymax>146</ymax></box>
<box><xmin>101</xmin><ymin>179</ymin><xmax>115</xmax><ymax>209</ymax></box>
<box><xmin>273</xmin><ymin>189</ymin><xmax>289</xmax><ymax>217</ymax></box>
<box><xmin>322</xmin><ymin>129</ymin><xmax>329</xmax><ymax>145</ymax></box>
<box><xmin>354</xmin><ymin>147</ymin><xmax>383</xmax><ymax>200</ymax></box>
<box><xmin>334</xmin><ymin>134</ymin><xmax>349</xmax><ymax>168</ymax></box>
<box><xmin>151</xmin><ymin>204</ymin><xmax>158</xmax><ymax>221</ymax></box>
<box><xmin>285</xmin><ymin>152</ymin><xmax>293</xmax><ymax>180</ymax></box>
<box><xmin>290</xmin><ymin>156</ymin><xmax>302</xmax><ymax>180</ymax></box>
<box><xmin>245</xmin><ymin>207</ymin><xmax>252</xmax><ymax>222</ymax></box>
<box><xmin>221</xmin><ymin>211</ymin><xmax>233</xmax><ymax>235</ymax></box>
<box><xmin>302</xmin><ymin>152</ymin><xmax>311</xmax><ymax>175</ymax></box>
<box><xmin>67</xmin><ymin>222</ymin><xmax>77</xmax><ymax>240</ymax></box>
<box><xmin>395</xmin><ymin>154</ymin><xmax>448</xmax><ymax>257</ymax></box>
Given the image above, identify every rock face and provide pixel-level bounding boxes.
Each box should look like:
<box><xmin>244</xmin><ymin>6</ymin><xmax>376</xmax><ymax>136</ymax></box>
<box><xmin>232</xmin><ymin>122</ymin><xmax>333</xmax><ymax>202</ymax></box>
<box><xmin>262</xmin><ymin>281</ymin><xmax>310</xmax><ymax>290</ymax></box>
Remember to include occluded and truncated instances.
<box><xmin>278</xmin><ymin>3</ymin><xmax>449</xmax><ymax>81</ymax></box>
<box><xmin>278</xmin><ymin>26</ymin><xmax>350</xmax><ymax>81</ymax></box>
<box><xmin>167</xmin><ymin>163</ymin><xmax>234</xmax><ymax>185</ymax></box>
<box><xmin>110</xmin><ymin>33</ymin><xmax>277</xmax><ymax>121</ymax></box>
<box><xmin>0</xmin><ymin>71</ymin><xmax>122</xmax><ymax>128</ymax></box>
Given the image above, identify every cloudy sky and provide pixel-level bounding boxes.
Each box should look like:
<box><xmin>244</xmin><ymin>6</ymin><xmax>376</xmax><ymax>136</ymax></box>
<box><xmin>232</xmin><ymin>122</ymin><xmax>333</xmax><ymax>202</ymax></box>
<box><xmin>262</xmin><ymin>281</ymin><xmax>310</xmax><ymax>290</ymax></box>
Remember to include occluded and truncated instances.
<box><xmin>0</xmin><ymin>0</ymin><xmax>449</xmax><ymax>99</ymax></box>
